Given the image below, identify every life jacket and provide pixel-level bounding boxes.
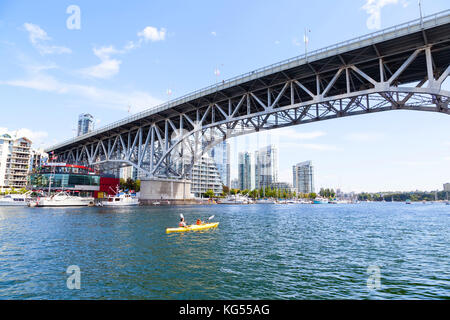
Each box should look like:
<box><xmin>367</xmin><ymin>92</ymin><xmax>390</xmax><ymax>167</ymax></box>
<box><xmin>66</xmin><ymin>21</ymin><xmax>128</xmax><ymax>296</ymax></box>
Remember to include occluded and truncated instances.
<box><xmin>196</xmin><ymin>220</ymin><xmax>202</xmax><ymax>225</ymax></box>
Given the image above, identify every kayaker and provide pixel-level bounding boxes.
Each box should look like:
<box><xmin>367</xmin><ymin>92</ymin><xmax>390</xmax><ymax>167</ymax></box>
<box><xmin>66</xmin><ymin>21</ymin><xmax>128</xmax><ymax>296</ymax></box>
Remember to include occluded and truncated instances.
<box><xmin>196</xmin><ymin>219</ymin><xmax>203</xmax><ymax>225</ymax></box>
<box><xmin>179</xmin><ymin>217</ymin><xmax>187</xmax><ymax>227</ymax></box>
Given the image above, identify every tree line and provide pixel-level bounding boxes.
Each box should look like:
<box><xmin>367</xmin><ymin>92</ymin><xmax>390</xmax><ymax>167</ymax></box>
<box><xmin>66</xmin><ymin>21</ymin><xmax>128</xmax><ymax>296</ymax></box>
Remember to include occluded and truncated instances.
<box><xmin>119</xmin><ymin>178</ymin><xmax>141</xmax><ymax>192</ymax></box>
<box><xmin>202</xmin><ymin>185</ymin><xmax>324</xmax><ymax>199</ymax></box>
<box><xmin>358</xmin><ymin>191</ymin><xmax>448</xmax><ymax>202</ymax></box>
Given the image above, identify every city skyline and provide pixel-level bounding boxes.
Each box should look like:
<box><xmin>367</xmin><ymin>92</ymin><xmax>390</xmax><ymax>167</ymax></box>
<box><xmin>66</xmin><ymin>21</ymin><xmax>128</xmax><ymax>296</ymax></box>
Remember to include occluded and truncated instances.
<box><xmin>0</xmin><ymin>0</ymin><xmax>449</xmax><ymax>193</ymax></box>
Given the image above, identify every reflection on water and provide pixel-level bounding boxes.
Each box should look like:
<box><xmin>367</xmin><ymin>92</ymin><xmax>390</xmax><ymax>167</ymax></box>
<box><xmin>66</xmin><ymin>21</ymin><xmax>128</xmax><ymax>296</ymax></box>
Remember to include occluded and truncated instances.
<box><xmin>0</xmin><ymin>203</ymin><xmax>449</xmax><ymax>299</ymax></box>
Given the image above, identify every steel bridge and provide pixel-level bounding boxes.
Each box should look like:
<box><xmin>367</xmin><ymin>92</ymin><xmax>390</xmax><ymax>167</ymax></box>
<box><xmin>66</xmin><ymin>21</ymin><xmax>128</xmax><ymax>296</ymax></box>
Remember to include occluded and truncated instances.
<box><xmin>47</xmin><ymin>10</ymin><xmax>450</xmax><ymax>181</ymax></box>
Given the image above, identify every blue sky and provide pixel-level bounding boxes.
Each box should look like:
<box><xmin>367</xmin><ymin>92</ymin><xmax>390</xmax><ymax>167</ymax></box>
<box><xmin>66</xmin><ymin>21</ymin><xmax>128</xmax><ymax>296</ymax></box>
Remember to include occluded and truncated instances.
<box><xmin>0</xmin><ymin>0</ymin><xmax>449</xmax><ymax>192</ymax></box>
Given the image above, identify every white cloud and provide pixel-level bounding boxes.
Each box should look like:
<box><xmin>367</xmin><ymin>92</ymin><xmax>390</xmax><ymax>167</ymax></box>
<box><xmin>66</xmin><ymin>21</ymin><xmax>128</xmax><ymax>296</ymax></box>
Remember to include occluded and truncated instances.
<box><xmin>283</xmin><ymin>142</ymin><xmax>340</xmax><ymax>151</ymax></box>
<box><xmin>23</xmin><ymin>23</ymin><xmax>71</xmax><ymax>55</ymax></box>
<box><xmin>1</xmin><ymin>74</ymin><xmax>68</xmax><ymax>93</ymax></box>
<box><xmin>270</xmin><ymin>128</ymin><xmax>326</xmax><ymax>140</ymax></box>
<box><xmin>81</xmin><ymin>25</ymin><xmax>167</xmax><ymax>79</ymax></box>
<box><xmin>137</xmin><ymin>26</ymin><xmax>166</xmax><ymax>42</ymax></box>
<box><xmin>81</xmin><ymin>58</ymin><xmax>121</xmax><ymax>79</ymax></box>
<box><xmin>0</xmin><ymin>73</ymin><xmax>163</xmax><ymax>113</ymax></box>
<box><xmin>80</xmin><ymin>45</ymin><xmax>122</xmax><ymax>79</ymax></box>
<box><xmin>0</xmin><ymin>127</ymin><xmax>49</xmax><ymax>147</ymax></box>
<box><xmin>361</xmin><ymin>0</ymin><xmax>406</xmax><ymax>30</ymax></box>
<box><xmin>345</xmin><ymin>132</ymin><xmax>385</xmax><ymax>142</ymax></box>
<box><xmin>211</xmin><ymin>31</ymin><xmax>217</xmax><ymax>36</ymax></box>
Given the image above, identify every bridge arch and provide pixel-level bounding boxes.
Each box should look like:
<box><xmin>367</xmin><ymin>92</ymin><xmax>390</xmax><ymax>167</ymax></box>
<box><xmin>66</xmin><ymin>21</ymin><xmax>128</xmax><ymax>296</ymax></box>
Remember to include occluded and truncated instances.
<box><xmin>47</xmin><ymin>12</ymin><xmax>450</xmax><ymax>182</ymax></box>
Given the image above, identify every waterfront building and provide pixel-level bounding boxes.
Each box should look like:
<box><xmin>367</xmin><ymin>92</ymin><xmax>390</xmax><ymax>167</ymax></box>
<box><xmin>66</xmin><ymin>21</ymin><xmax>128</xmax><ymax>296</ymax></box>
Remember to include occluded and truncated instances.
<box><xmin>29</xmin><ymin>163</ymin><xmax>119</xmax><ymax>198</ymax></box>
<box><xmin>190</xmin><ymin>154</ymin><xmax>223</xmax><ymax>197</ymax></box>
<box><xmin>238</xmin><ymin>151</ymin><xmax>254</xmax><ymax>191</ymax></box>
<box><xmin>120</xmin><ymin>166</ymin><xmax>138</xmax><ymax>181</ymax></box>
<box><xmin>209</xmin><ymin>141</ymin><xmax>230</xmax><ymax>187</ymax></box>
<box><xmin>254</xmin><ymin>145</ymin><xmax>278</xmax><ymax>189</ymax></box>
<box><xmin>0</xmin><ymin>134</ymin><xmax>32</xmax><ymax>192</ymax></box>
<box><xmin>77</xmin><ymin>113</ymin><xmax>94</xmax><ymax>136</ymax></box>
<box><xmin>292</xmin><ymin>160</ymin><xmax>315</xmax><ymax>194</ymax></box>
<box><xmin>444</xmin><ymin>183</ymin><xmax>450</xmax><ymax>191</ymax></box>
<box><xmin>231</xmin><ymin>178</ymin><xmax>239</xmax><ymax>189</ymax></box>
<box><xmin>29</xmin><ymin>149</ymin><xmax>48</xmax><ymax>173</ymax></box>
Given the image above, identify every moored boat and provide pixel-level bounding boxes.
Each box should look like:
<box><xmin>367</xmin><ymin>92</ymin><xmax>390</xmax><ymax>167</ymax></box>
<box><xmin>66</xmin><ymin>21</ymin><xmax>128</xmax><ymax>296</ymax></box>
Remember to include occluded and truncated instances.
<box><xmin>219</xmin><ymin>195</ymin><xmax>249</xmax><ymax>204</ymax></box>
<box><xmin>313</xmin><ymin>197</ymin><xmax>329</xmax><ymax>204</ymax></box>
<box><xmin>35</xmin><ymin>192</ymin><xmax>94</xmax><ymax>207</ymax></box>
<box><xmin>0</xmin><ymin>194</ymin><xmax>30</xmax><ymax>206</ymax></box>
<box><xmin>101</xmin><ymin>193</ymin><xmax>139</xmax><ymax>206</ymax></box>
<box><xmin>255</xmin><ymin>198</ymin><xmax>277</xmax><ymax>204</ymax></box>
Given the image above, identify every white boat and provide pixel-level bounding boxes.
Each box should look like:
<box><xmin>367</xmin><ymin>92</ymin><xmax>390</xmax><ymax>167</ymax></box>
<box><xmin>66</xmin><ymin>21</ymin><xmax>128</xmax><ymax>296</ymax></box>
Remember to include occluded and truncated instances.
<box><xmin>101</xmin><ymin>194</ymin><xmax>139</xmax><ymax>206</ymax></box>
<box><xmin>219</xmin><ymin>194</ymin><xmax>249</xmax><ymax>204</ymax></box>
<box><xmin>36</xmin><ymin>192</ymin><xmax>94</xmax><ymax>207</ymax></box>
<box><xmin>0</xmin><ymin>194</ymin><xmax>30</xmax><ymax>206</ymax></box>
<box><xmin>255</xmin><ymin>198</ymin><xmax>277</xmax><ymax>204</ymax></box>
<box><xmin>313</xmin><ymin>197</ymin><xmax>329</xmax><ymax>204</ymax></box>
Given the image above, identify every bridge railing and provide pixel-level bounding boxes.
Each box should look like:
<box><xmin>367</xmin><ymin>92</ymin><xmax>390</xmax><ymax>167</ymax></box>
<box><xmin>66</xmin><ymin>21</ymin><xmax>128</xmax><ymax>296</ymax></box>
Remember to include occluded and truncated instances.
<box><xmin>47</xmin><ymin>9</ymin><xmax>450</xmax><ymax>152</ymax></box>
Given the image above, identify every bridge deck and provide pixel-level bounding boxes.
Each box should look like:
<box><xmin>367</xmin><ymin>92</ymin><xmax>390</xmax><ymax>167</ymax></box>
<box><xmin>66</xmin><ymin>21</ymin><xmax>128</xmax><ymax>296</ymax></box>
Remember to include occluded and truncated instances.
<box><xmin>47</xmin><ymin>10</ymin><xmax>450</xmax><ymax>153</ymax></box>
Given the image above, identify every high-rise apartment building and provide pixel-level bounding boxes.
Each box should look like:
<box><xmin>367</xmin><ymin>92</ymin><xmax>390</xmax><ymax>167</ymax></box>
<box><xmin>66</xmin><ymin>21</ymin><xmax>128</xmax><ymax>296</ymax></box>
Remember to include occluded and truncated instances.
<box><xmin>77</xmin><ymin>113</ymin><xmax>94</xmax><ymax>136</ymax></box>
<box><xmin>29</xmin><ymin>149</ymin><xmax>48</xmax><ymax>173</ymax></box>
<box><xmin>238</xmin><ymin>151</ymin><xmax>254</xmax><ymax>190</ymax></box>
<box><xmin>209</xmin><ymin>141</ymin><xmax>230</xmax><ymax>187</ymax></box>
<box><xmin>120</xmin><ymin>166</ymin><xmax>138</xmax><ymax>181</ymax></box>
<box><xmin>292</xmin><ymin>160</ymin><xmax>315</xmax><ymax>194</ymax></box>
<box><xmin>254</xmin><ymin>145</ymin><xmax>278</xmax><ymax>189</ymax></box>
<box><xmin>190</xmin><ymin>153</ymin><xmax>223</xmax><ymax>197</ymax></box>
<box><xmin>0</xmin><ymin>134</ymin><xmax>32</xmax><ymax>191</ymax></box>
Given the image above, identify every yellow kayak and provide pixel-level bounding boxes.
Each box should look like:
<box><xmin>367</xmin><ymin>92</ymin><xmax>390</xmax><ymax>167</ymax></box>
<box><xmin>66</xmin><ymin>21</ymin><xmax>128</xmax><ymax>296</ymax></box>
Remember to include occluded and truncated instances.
<box><xmin>166</xmin><ymin>222</ymin><xmax>219</xmax><ymax>234</ymax></box>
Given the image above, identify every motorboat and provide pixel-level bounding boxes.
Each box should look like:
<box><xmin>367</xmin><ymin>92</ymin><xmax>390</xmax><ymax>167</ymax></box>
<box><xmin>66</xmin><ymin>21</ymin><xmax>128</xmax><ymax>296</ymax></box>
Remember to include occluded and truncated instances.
<box><xmin>101</xmin><ymin>193</ymin><xmax>139</xmax><ymax>206</ymax></box>
<box><xmin>219</xmin><ymin>194</ymin><xmax>249</xmax><ymax>204</ymax></box>
<box><xmin>35</xmin><ymin>192</ymin><xmax>94</xmax><ymax>207</ymax></box>
<box><xmin>0</xmin><ymin>194</ymin><xmax>30</xmax><ymax>206</ymax></box>
<box><xmin>255</xmin><ymin>198</ymin><xmax>277</xmax><ymax>204</ymax></box>
<box><xmin>313</xmin><ymin>197</ymin><xmax>329</xmax><ymax>204</ymax></box>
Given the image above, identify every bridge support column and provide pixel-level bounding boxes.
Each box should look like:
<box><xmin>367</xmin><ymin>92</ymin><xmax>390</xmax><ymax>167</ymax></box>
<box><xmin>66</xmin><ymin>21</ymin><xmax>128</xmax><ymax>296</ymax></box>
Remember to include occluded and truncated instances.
<box><xmin>139</xmin><ymin>178</ymin><xmax>195</xmax><ymax>205</ymax></box>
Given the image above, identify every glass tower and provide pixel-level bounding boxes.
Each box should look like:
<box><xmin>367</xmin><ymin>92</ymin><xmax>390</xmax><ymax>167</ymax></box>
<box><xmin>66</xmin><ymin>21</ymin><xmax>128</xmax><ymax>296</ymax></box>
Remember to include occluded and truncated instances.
<box><xmin>77</xmin><ymin>114</ymin><xmax>94</xmax><ymax>136</ymax></box>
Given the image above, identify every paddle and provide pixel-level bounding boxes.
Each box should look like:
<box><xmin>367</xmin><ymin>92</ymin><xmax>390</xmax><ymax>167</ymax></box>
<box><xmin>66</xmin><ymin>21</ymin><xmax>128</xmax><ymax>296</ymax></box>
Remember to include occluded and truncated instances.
<box><xmin>205</xmin><ymin>215</ymin><xmax>214</xmax><ymax>223</ymax></box>
<box><xmin>179</xmin><ymin>213</ymin><xmax>188</xmax><ymax>227</ymax></box>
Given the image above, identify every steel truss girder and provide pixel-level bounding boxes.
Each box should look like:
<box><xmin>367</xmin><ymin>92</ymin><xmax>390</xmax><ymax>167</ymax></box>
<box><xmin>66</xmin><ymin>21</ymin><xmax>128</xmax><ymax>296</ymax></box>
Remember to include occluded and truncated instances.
<box><xmin>55</xmin><ymin>47</ymin><xmax>450</xmax><ymax>180</ymax></box>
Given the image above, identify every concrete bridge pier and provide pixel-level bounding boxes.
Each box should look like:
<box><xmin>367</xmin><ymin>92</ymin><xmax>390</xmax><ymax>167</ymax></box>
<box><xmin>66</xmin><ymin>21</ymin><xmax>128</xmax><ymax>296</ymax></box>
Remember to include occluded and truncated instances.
<box><xmin>139</xmin><ymin>178</ymin><xmax>195</xmax><ymax>205</ymax></box>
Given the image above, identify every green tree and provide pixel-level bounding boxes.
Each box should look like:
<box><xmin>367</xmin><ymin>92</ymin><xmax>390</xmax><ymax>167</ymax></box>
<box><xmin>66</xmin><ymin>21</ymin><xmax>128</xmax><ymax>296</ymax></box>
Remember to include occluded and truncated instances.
<box><xmin>134</xmin><ymin>180</ymin><xmax>141</xmax><ymax>192</ymax></box>
<box><xmin>203</xmin><ymin>189</ymin><xmax>215</xmax><ymax>198</ymax></box>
